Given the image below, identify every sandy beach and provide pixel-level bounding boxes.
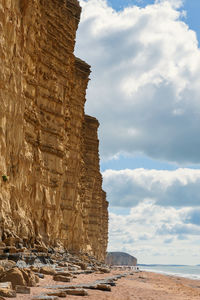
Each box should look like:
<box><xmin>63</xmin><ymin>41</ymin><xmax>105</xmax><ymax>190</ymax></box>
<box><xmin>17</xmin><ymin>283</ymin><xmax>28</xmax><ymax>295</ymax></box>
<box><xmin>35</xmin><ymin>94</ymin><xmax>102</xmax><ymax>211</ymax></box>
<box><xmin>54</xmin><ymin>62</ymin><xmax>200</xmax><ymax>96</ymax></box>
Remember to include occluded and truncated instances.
<box><xmin>9</xmin><ymin>269</ymin><xmax>200</xmax><ymax>300</ymax></box>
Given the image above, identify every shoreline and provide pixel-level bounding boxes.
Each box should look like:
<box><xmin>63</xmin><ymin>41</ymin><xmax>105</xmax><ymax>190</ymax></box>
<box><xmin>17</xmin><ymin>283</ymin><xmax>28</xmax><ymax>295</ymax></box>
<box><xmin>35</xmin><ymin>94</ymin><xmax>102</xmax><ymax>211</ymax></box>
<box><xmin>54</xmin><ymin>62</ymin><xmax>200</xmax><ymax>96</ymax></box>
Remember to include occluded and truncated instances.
<box><xmin>140</xmin><ymin>268</ymin><xmax>200</xmax><ymax>281</ymax></box>
<box><xmin>140</xmin><ymin>266</ymin><xmax>200</xmax><ymax>281</ymax></box>
<box><xmin>8</xmin><ymin>269</ymin><xmax>200</xmax><ymax>300</ymax></box>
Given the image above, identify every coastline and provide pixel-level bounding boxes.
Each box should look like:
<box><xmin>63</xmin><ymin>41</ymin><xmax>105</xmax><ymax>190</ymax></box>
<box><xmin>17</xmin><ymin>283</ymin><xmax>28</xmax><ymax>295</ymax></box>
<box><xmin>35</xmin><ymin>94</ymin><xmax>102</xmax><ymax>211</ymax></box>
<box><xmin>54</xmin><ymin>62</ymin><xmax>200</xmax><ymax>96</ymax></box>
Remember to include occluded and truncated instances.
<box><xmin>9</xmin><ymin>269</ymin><xmax>200</xmax><ymax>300</ymax></box>
<box><xmin>140</xmin><ymin>265</ymin><xmax>200</xmax><ymax>280</ymax></box>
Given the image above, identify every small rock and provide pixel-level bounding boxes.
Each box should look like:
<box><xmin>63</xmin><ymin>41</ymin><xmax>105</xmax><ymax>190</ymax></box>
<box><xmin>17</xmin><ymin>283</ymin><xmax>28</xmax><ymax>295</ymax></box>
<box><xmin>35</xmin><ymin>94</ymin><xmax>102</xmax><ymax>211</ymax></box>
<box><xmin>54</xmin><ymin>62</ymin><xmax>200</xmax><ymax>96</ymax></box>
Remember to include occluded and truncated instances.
<box><xmin>0</xmin><ymin>288</ymin><xmax>16</xmax><ymax>298</ymax></box>
<box><xmin>30</xmin><ymin>266</ymin><xmax>40</xmax><ymax>273</ymax></box>
<box><xmin>3</xmin><ymin>237</ymin><xmax>16</xmax><ymax>246</ymax></box>
<box><xmin>0</xmin><ymin>282</ymin><xmax>12</xmax><ymax>289</ymax></box>
<box><xmin>83</xmin><ymin>270</ymin><xmax>93</xmax><ymax>274</ymax></box>
<box><xmin>98</xmin><ymin>267</ymin><xmax>110</xmax><ymax>273</ymax></box>
<box><xmin>75</xmin><ymin>262</ymin><xmax>87</xmax><ymax>270</ymax></box>
<box><xmin>58</xmin><ymin>262</ymin><xmax>68</xmax><ymax>267</ymax></box>
<box><xmin>8</xmin><ymin>247</ymin><xmax>18</xmax><ymax>254</ymax></box>
<box><xmin>46</xmin><ymin>291</ymin><xmax>66</xmax><ymax>297</ymax></box>
<box><xmin>55</xmin><ymin>271</ymin><xmax>72</xmax><ymax>277</ymax></box>
<box><xmin>65</xmin><ymin>289</ymin><xmax>88</xmax><ymax>296</ymax></box>
<box><xmin>34</xmin><ymin>245</ymin><xmax>48</xmax><ymax>253</ymax></box>
<box><xmin>53</xmin><ymin>275</ymin><xmax>71</xmax><ymax>282</ymax></box>
<box><xmin>40</xmin><ymin>266</ymin><xmax>55</xmax><ymax>276</ymax></box>
<box><xmin>32</xmin><ymin>296</ymin><xmax>59</xmax><ymax>300</ymax></box>
<box><xmin>35</xmin><ymin>273</ymin><xmax>45</xmax><ymax>279</ymax></box>
<box><xmin>95</xmin><ymin>284</ymin><xmax>111</xmax><ymax>291</ymax></box>
<box><xmin>15</xmin><ymin>285</ymin><xmax>31</xmax><ymax>294</ymax></box>
<box><xmin>0</xmin><ymin>260</ymin><xmax>16</xmax><ymax>270</ymax></box>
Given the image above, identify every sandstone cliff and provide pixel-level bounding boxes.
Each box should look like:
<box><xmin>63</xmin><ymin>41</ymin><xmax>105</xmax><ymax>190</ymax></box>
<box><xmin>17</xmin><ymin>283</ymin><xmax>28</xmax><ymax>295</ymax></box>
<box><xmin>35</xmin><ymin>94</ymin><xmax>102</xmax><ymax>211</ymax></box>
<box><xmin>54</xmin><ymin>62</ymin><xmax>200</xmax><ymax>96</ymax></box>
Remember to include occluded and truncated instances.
<box><xmin>0</xmin><ymin>0</ymin><xmax>108</xmax><ymax>261</ymax></box>
<box><xmin>106</xmin><ymin>252</ymin><xmax>137</xmax><ymax>266</ymax></box>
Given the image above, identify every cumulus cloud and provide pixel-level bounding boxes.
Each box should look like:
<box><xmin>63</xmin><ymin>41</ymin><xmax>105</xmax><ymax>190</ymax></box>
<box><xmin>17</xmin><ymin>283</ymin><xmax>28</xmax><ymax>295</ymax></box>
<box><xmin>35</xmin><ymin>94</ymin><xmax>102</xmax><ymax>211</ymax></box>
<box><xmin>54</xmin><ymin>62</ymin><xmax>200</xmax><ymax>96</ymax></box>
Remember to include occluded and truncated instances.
<box><xmin>155</xmin><ymin>0</ymin><xmax>183</xmax><ymax>9</ymax></box>
<box><xmin>103</xmin><ymin>168</ymin><xmax>200</xmax><ymax>207</ymax></box>
<box><xmin>75</xmin><ymin>0</ymin><xmax>200</xmax><ymax>164</ymax></box>
<box><xmin>108</xmin><ymin>201</ymin><xmax>200</xmax><ymax>263</ymax></box>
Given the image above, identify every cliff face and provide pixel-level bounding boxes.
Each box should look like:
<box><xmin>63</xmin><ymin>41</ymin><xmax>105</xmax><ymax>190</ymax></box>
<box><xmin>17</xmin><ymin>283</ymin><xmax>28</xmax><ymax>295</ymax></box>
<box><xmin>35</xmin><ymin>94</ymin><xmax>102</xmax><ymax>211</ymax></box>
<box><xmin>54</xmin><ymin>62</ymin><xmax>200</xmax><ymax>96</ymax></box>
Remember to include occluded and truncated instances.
<box><xmin>106</xmin><ymin>252</ymin><xmax>137</xmax><ymax>266</ymax></box>
<box><xmin>0</xmin><ymin>0</ymin><xmax>108</xmax><ymax>261</ymax></box>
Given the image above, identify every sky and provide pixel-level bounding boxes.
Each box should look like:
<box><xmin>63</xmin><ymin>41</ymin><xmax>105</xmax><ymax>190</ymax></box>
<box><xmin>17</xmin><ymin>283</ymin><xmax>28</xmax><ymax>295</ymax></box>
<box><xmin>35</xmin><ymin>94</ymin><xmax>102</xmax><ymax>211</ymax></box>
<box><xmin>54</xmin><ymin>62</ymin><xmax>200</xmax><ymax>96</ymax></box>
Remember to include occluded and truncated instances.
<box><xmin>75</xmin><ymin>0</ymin><xmax>200</xmax><ymax>265</ymax></box>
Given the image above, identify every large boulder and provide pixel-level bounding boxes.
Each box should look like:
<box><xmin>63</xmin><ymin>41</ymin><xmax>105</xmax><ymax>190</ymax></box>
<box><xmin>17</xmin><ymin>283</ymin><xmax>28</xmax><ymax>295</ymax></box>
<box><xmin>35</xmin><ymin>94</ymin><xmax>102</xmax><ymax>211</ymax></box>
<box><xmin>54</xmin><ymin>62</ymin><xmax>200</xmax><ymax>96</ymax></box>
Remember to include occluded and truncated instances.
<box><xmin>0</xmin><ymin>267</ymin><xmax>39</xmax><ymax>288</ymax></box>
<box><xmin>0</xmin><ymin>268</ymin><xmax>26</xmax><ymax>288</ymax></box>
<box><xmin>20</xmin><ymin>269</ymin><xmax>39</xmax><ymax>286</ymax></box>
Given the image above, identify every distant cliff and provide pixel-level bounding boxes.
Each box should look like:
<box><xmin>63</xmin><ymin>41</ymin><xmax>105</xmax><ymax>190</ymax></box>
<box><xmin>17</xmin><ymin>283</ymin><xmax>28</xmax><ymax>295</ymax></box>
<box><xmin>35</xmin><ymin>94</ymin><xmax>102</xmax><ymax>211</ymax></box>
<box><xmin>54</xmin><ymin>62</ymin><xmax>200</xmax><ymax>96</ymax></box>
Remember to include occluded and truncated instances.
<box><xmin>0</xmin><ymin>0</ymin><xmax>108</xmax><ymax>261</ymax></box>
<box><xmin>106</xmin><ymin>252</ymin><xmax>137</xmax><ymax>266</ymax></box>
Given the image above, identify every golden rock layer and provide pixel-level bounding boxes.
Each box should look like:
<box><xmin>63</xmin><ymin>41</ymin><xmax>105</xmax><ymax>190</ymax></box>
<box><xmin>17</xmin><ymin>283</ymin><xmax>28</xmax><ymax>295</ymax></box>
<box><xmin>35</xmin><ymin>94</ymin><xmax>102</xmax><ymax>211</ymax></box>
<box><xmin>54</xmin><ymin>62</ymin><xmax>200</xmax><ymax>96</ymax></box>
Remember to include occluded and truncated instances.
<box><xmin>0</xmin><ymin>0</ymin><xmax>108</xmax><ymax>261</ymax></box>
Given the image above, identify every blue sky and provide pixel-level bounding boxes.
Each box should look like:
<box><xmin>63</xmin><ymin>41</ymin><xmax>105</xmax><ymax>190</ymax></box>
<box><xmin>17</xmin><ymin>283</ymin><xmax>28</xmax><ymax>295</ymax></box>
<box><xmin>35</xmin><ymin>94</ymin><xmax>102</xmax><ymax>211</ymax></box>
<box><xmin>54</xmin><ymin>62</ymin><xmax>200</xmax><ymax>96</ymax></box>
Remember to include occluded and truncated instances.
<box><xmin>109</xmin><ymin>0</ymin><xmax>200</xmax><ymax>44</ymax></box>
<box><xmin>75</xmin><ymin>0</ymin><xmax>200</xmax><ymax>264</ymax></box>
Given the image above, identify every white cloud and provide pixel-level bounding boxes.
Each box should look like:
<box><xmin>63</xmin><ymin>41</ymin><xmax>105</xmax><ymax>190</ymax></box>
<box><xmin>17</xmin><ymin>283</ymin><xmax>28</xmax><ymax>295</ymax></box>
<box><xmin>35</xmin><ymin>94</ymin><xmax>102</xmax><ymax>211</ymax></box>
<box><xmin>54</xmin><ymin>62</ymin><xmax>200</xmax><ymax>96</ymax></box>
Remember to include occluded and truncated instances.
<box><xmin>155</xmin><ymin>0</ymin><xmax>183</xmax><ymax>9</ymax></box>
<box><xmin>76</xmin><ymin>0</ymin><xmax>200</xmax><ymax>164</ymax></box>
<box><xmin>103</xmin><ymin>168</ymin><xmax>200</xmax><ymax>207</ymax></box>
<box><xmin>108</xmin><ymin>201</ymin><xmax>200</xmax><ymax>264</ymax></box>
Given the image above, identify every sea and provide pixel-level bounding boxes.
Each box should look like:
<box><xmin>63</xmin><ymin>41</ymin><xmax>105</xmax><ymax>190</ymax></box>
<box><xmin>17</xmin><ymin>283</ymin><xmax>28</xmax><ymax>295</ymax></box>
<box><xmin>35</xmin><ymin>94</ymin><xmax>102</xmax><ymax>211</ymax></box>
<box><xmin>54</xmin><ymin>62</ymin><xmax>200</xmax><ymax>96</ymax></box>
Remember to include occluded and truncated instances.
<box><xmin>139</xmin><ymin>264</ymin><xmax>200</xmax><ymax>280</ymax></box>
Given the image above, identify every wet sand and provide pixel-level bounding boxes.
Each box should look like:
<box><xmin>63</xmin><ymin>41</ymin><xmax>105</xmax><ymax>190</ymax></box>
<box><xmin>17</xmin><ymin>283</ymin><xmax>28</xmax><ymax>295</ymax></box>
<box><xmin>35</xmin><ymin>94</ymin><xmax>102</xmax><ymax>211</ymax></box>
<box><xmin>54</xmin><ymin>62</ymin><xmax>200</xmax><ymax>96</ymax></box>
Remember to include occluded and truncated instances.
<box><xmin>12</xmin><ymin>270</ymin><xmax>200</xmax><ymax>300</ymax></box>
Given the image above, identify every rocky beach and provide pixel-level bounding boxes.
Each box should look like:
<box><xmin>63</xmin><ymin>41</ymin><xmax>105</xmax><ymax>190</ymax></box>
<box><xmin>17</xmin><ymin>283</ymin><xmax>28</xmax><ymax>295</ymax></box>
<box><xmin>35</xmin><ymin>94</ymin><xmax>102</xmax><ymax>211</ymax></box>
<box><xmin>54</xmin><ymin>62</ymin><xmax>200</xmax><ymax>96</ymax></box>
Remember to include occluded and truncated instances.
<box><xmin>0</xmin><ymin>247</ymin><xmax>199</xmax><ymax>300</ymax></box>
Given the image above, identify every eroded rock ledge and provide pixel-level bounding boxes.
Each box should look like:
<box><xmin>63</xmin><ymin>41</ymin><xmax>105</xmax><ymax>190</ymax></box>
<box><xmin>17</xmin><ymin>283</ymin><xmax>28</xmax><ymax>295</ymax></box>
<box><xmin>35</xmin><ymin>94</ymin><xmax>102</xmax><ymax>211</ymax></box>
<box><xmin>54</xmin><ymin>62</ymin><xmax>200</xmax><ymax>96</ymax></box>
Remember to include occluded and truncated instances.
<box><xmin>0</xmin><ymin>0</ymin><xmax>108</xmax><ymax>261</ymax></box>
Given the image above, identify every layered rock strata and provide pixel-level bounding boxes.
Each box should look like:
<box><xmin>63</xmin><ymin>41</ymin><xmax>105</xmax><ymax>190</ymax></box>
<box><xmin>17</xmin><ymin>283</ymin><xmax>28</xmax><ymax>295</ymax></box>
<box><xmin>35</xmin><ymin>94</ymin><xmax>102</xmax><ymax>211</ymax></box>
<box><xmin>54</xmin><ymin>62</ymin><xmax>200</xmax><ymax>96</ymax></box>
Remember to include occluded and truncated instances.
<box><xmin>0</xmin><ymin>0</ymin><xmax>108</xmax><ymax>260</ymax></box>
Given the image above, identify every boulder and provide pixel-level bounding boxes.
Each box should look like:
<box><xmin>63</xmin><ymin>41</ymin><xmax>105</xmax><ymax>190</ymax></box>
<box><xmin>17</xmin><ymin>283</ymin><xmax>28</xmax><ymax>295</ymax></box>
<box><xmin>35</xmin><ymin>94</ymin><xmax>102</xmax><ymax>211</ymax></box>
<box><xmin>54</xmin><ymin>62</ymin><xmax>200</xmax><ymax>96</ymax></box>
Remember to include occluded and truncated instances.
<box><xmin>20</xmin><ymin>269</ymin><xmax>39</xmax><ymax>286</ymax></box>
<box><xmin>40</xmin><ymin>267</ymin><xmax>55</xmax><ymax>276</ymax></box>
<box><xmin>0</xmin><ymin>260</ymin><xmax>16</xmax><ymax>270</ymax></box>
<box><xmin>0</xmin><ymin>268</ymin><xmax>26</xmax><ymax>288</ymax></box>
<box><xmin>0</xmin><ymin>267</ymin><xmax>38</xmax><ymax>288</ymax></box>
<box><xmin>0</xmin><ymin>282</ymin><xmax>16</xmax><ymax>298</ymax></box>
